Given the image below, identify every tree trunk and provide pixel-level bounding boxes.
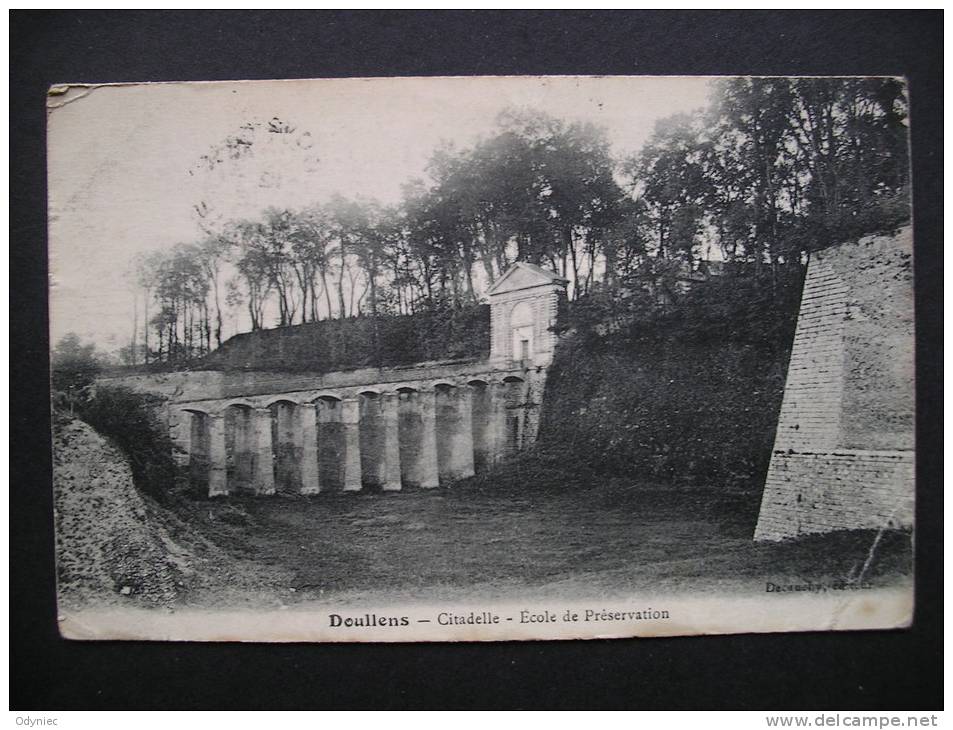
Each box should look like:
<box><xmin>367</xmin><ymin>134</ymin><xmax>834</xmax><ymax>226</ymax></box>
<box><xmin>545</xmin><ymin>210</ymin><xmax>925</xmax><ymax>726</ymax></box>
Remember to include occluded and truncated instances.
<box><xmin>130</xmin><ymin>292</ymin><xmax>138</xmax><ymax>366</ymax></box>
<box><xmin>309</xmin><ymin>278</ymin><xmax>319</xmax><ymax>322</ymax></box>
<box><xmin>463</xmin><ymin>257</ymin><xmax>476</xmax><ymax>302</ymax></box>
<box><xmin>248</xmin><ymin>288</ymin><xmax>259</xmax><ymax>331</ymax></box>
<box><xmin>204</xmin><ymin>300</ymin><xmax>211</xmax><ymax>354</ymax></box>
<box><xmin>296</xmin><ymin>268</ymin><xmax>309</xmax><ymax>325</ymax></box>
<box><xmin>208</xmin><ymin>268</ymin><xmax>223</xmax><ymax>348</ymax></box>
<box><xmin>567</xmin><ymin>229</ymin><xmax>580</xmax><ymax>300</ymax></box>
<box><xmin>320</xmin><ymin>269</ymin><xmax>333</xmax><ymax>321</ymax></box>
<box><xmin>603</xmin><ymin>235</ymin><xmax>617</xmax><ymax>289</ymax></box>
<box><xmin>143</xmin><ymin>290</ymin><xmax>150</xmax><ymax>364</ymax></box>
<box><xmin>337</xmin><ymin>258</ymin><xmax>347</xmax><ymax>320</ymax></box>
<box><xmin>478</xmin><ymin>223</ymin><xmax>497</xmax><ymax>285</ymax></box>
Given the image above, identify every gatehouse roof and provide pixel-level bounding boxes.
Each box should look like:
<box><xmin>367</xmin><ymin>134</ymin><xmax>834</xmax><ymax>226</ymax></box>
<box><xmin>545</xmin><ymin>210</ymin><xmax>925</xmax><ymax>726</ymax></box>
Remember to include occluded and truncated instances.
<box><xmin>485</xmin><ymin>262</ymin><xmax>568</xmax><ymax>297</ymax></box>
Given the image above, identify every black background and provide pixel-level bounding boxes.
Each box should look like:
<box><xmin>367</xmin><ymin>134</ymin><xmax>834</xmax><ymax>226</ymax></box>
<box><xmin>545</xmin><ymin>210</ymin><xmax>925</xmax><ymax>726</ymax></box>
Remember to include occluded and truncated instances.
<box><xmin>10</xmin><ymin>10</ymin><xmax>942</xmax><ymax>710</ymax></box>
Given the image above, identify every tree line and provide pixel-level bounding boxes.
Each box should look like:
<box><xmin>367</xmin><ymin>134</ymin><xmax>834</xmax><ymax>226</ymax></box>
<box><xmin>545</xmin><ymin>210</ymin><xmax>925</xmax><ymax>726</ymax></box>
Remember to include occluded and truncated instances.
<box><xmin>124</xmin><ymin>77</ymin><xmax>909</xmax><ymax>367</ymax></box>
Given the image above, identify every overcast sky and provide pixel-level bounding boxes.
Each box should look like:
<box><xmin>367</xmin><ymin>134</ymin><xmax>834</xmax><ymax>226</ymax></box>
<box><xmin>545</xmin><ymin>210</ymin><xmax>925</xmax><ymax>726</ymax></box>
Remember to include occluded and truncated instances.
<box><xmin>48</xmin><ymin>76</ymin><xmax>712</xmax><ymax>352</ymax></box>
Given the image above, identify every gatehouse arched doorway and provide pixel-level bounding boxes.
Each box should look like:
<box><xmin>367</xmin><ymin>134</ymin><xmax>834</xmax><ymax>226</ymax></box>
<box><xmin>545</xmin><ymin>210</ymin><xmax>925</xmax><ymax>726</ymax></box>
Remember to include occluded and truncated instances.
<box><xmin>510</xmin><ymin>301</ymin><xmax>535</xmax><ymax>364</ymax></box>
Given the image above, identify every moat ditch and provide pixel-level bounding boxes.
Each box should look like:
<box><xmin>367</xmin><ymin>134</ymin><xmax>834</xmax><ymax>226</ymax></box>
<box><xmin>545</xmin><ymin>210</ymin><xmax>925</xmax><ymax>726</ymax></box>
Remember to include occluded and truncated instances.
<box><xmin>169</xmin><ymin>483</ymin><xmax>913</xmax><ymax>609</ymax></box>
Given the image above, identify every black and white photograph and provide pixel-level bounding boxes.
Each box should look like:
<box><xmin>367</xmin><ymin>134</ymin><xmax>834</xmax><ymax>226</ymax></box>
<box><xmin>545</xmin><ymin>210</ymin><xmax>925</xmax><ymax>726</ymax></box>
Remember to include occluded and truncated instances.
<box><xmin>47</xmin><ymin>74</ymin><xmax>915</xmax><ymax>642</ymax></box>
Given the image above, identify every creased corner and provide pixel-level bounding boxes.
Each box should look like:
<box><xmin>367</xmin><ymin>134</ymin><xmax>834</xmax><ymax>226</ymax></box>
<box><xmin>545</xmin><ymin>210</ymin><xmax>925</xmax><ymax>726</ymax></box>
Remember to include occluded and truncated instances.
<box><xmin>47</xmin><ymin>84</ymin><xmax>99</xmax><ymax>111</ymax></box>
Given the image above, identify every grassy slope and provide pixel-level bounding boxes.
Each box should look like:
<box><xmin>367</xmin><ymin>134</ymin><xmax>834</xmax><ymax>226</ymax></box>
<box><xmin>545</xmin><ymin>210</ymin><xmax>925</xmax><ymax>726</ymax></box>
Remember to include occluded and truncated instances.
<box><xmin>538</xmin><ymin>336</ymin><xmax>789</xmax><ymax>490</ymax></box>
<box><xmin>472</xmin><ymin>271</ymin><xmax>804</xmax><ymax>493</ymax></box>
<box><xmin>200</xmin><ymin>303</ymin><xmax>490</xmax><ymax>373</ymax></box>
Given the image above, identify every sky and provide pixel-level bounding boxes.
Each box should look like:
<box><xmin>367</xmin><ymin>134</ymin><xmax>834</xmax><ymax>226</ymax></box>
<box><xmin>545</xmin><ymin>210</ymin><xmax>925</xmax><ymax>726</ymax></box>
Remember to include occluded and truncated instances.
<box><xmin>48</xmin><ymin>76</ymin><xmax>713</xmax><ymax>352</ymax></box>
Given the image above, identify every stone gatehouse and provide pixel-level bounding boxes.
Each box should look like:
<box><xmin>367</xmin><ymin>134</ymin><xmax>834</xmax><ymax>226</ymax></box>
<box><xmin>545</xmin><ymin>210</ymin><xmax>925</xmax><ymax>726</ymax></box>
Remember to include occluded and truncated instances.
<box><xmin>105</xmin><ymin>263</ymin><xmax>568</xmax><ymax>497</ymax></box>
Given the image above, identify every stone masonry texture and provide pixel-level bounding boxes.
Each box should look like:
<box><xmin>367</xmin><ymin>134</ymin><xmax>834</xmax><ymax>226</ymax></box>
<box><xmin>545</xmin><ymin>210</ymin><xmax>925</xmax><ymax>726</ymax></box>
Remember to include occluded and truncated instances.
<box><xmin>754</xmin><ymin>226</ymin><xmax>914</xmax><ymax>541</ymax></box>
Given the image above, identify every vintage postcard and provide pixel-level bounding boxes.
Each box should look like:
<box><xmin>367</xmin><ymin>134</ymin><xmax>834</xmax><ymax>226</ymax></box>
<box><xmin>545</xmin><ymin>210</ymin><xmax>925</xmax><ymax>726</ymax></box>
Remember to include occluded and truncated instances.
<box><xmin>48</xmin><ymin>76</ymin><xmax>914</xmax><ymax>642</ymax></box>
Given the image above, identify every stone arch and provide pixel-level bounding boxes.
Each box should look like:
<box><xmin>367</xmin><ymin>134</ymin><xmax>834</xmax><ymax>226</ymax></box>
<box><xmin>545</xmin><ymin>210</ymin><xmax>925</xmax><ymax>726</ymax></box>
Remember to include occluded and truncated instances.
<box><xmin>268</xmin><ymin>399</ymin><xmax>302</xmax><ymax>493</ymax></box>
<box><xmin>434</xmin><ymin>384</ymin><xmax>456</xmax><ymax>483</ymax></box>
<box><xmin>510</xmin><ymin>300</ymin><xmax>536</xmax><ymax>362</ymax></box>
<box><xmin>182</xmin><ymin>406</ymin><xmax>212</xmax><ymax>415</ymax></box>
<box><xmin>308</xmin><ymin>391</ymin><xmax>345</xmax><ymax>404</ymax></box>
<box><xmin>183</xmin><ymin>408</ymin><xmax>211</xmax><ymax>491</ymax></box>
<box><xmin>434</xmin><ymin>383</ymin><xmax>474</xmax><ymax>483</ymax></box>
<box><xmin>397</xmin><ymin>387</ymin><xmax>427</xmax><ymax>487</ymax></box>
<box><xmin>510</xmin><ymin>300</ymin><xmax>535</xmax><ymax>325</ymax></box>
<box><xmin>263</xmin><ymin>395</ymin><xmax>302</xmax><ymax>408</ymax></box>
<box><xmin>501</xmin><ymin>376</ymin><xmax>527</xmax><ymax>454</ymax></box>
<box><xmin>224</xmin><ymin>403</ymin><xmax>256</xmax><ymax>494</ymax></box>
<box><xmin>358</xmin><ymin>390</ymin><xmax>385</xmax><ymax>488</ymax></box>
<box><xmin>314</xmin><ymin>394</ymin><xmax>345</xmax><ymax>491</ymax></box>
<box><xmin>217</xmin><ymin>398</ymin><xmax>255</xmax><ymax>415</ymax></box>
<box><xmin>467</xmin><ymin>381</ymin><xmax>493</xmax><ymax>473</ymax></box>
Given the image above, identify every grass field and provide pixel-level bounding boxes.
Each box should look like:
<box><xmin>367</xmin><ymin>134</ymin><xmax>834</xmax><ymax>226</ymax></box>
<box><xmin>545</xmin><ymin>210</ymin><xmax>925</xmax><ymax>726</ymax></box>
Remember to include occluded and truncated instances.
<box><xmin>173</xmin><ymin>481</ymin><xmax>913</xmax><ymax>609</ymax></box>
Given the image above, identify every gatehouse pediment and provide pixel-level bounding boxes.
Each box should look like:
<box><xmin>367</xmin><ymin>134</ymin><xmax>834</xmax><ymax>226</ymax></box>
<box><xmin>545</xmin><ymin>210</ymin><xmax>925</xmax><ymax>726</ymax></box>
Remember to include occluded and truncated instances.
<box><xmin>485</xmin><ymin>262</ymin><xmax>566</xmax><ymax>297</ymax></box>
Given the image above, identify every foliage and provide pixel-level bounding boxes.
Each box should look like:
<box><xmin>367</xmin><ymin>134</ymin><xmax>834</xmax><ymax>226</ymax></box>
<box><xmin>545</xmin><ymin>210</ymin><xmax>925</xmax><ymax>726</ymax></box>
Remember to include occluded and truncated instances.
<box><xmin>51</xmin><ymin>333</ymin><xmax>103</xmax><ymax>412</ymax></box>
<box><xmin>539</xmin><ymin>266</ymin><xmax>804</xmax><ymax>489</ymax></box>
<box><xmin>52</xmin><ymin>333</ymin><xmax>179</xmax><ymax>501</ymax></box>
<box><xmin>626</xmin><ymin>77</ymin><xmax>911</xmax><ymax>270</ymax></box>
<box><xmin>124</xmin><ymin>80</ymin><xmax>909</xmax><ymax>369</ymax></box>
<box><xmin>77</xmin><ymin>386</ymin><xmax>179</xmax><ymax>503</ymax></box>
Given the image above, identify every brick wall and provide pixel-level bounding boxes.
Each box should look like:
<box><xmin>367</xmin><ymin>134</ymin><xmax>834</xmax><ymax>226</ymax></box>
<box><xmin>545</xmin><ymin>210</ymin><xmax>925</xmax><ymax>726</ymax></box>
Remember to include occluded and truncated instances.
<box><xmin>754</xmin><ymin>227</ymin><xmax>915</xmax><ymax>541</ymax></box>
<box><xmin>755</xmin><ymin>451</ymin><xmax>914</xmax><ymax>538</ymax></box>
